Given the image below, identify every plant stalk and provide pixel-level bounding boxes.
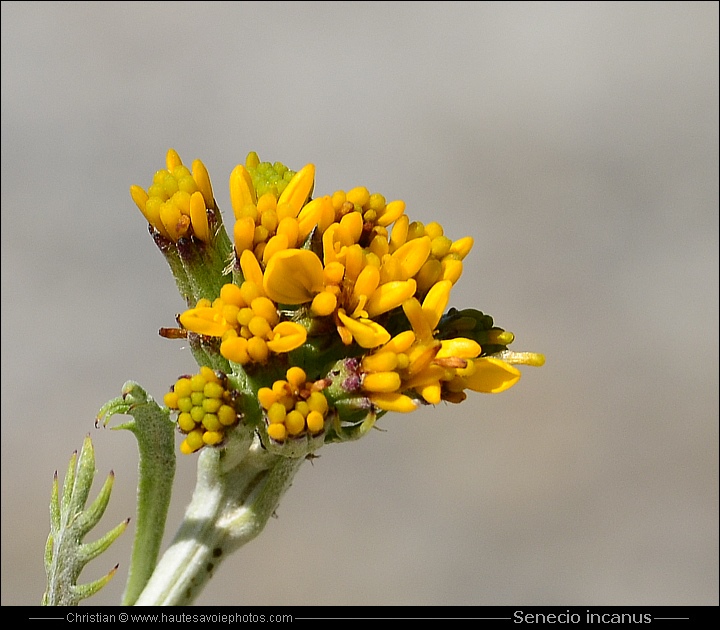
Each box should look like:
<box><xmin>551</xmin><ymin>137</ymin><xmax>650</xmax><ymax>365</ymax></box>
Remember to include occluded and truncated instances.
<box><xmin>134</xmin><ymin>433</ymin><xmax>303</xmax><ymax>606</ymax></box>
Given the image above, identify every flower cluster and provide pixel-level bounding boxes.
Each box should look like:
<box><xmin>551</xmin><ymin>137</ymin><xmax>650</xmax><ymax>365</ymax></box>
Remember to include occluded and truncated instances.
<box><xmin>163</xmin><ymin>367</ymin><xmax>239</xmax><ymax>454</ymax></box>
<box><xmin>130</xmin><ymin>149</ymin><xmax>215</xmax><ymax>243</ymax></box>
<box><xmin>178</xmin><ymin>264</ymin><xmax>307</xmax><ymax>366</ymax></box>
<box><xmin>258</xmin><ymin>367</ymin><xmax>330</xmax><ymax>443</ymax></box>
<box><xmin>132</xmin><ymin>149</ymin><xmax>544</xmax><ymax>454</ymax></box>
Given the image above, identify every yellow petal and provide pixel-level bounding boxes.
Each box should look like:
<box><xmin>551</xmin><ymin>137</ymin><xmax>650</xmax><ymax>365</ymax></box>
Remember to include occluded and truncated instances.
<box><xmin>130</xmin><ymin>184</ymin><xmax>149</xmax><ymax>214</ymax></box>
<box><xmin>179</xmin><ymin>307</ymin><xmax>231</xmax><ymax>337</ymax></box>
<box><xmin>166</xmin><ymin>148</ymin><xmax>183</xmax><ymax>171</ymax></box>
<box><xmin>230</xmin><ymin>164</ymin><xmax>256</xmax><ymax>217</ymax></box>
<box><xmin>463</xmin><ymin>357</ymin><xmax>521</xmax><ymax>394</ymax></box>
<box><xmin>353</xmin><ymin>264</ymin><xmax>380</xmax><ymax>300</ymax></box>
<box><xmin>361</xmin><ymin>350</ymin><xmax>399</xmax><ymax>373</ymax></box>
<box><xmin>159</xmin><ymin>202</ymin><xmax>186</xmax><ymax>241</ymax></box>
<box><xmin>390</xmin><ymin>214</ymin><xmax>409</xmax><ymax>251</ymax></box>
<box><xmin>262</xmin><ymin>233</ymin><xmax>289</xmax><ymax>265</ymax></box>
<box><xmin>343</xmin><ymin>244</ymin><xmax>365</xmax><ymax>282</ymax></box>
<box><xmin>436</xmin><ymin>337</ymin><xmax>481</xmax><ymax>359</ymax></box>
<box><xmin>402</xmin><ymin>297</ymin><xmax>433</xmax><ymax>341</ymax></box>
<box><xmin>322</xmin><ymin>223</ymin><xmax>340</xmax><ymax>265</ymax></box>
<box><xmin>391</xmin><ymin>236</ymin><xmax>431</xmax><ymax>279</ymax></box>
<box><xmin>192</xmin><ymin>159</ymin><xmax>214</xmax><ymax>208</ymax></box>
<box><xmin>339</xmin><ymin>211</ymin><xmax>364</xmax><ymax>244</ymax></box>
<box><xmin>362</xmin><ymin>371</ymin><xmax>402</xmax><ymax>393</ymax></box>
<box><xmin>369</xmin><ymin>392</ymin><xmax>418</xmax><ymax>413</ymax></box>
<box><xmin>415</xmin><ymin>259</ymin><xmax>443</xmax><ymax>295</ymax></box>
<box><xmin>449</xmin><ymin>236</ymin><xmax>474</xmax><ymax>259</ymax></box>
<box><xmin>422</xmin><ymin>280</ymin><xmax>452</xmax><ymax>330</ymax></box>
<box><xmin>239</xmin><ymin>248</ymin><xmax>264</xmax><ymax>287</ymax></box>
<box><xmin>418</xmin><ymin>383</ymin><xmax>442</xmax><ymax>404</ymax></box>
<box><xmin>337</xmin><ymin>310</ymin><xmax>391</xmax><ymax>348</ymax></box>
<box><xmin>365</xmin><ymin>279</ymin><xmax>417</xmax><ymax>319</ymax></box>
<box><xmin>189</xmin><ymin>191</ymin><xmax>209</xmax><ymax>242</ymax></box>
<box><xmin>298</xmin><ymin>195</ymin><xmax>335</xmax><ymax>238</ymax></box>
<box><xmin>311</xmin><ymin>291</ymin><xmax>337</xmax><ymax>317</ymax></box>
<box><xmin>143</xmin><ymin>197</ymin><xmax>171</xmax><ymax>238</ymax></box>
<box><xmin>441</xmin><ymin>258</ymin><xmax>463</xmax><ymax>284</ymax></box>
<box><xmin>405</xmin><ymin>342</ymin><xmax>440</xmax><ymax>376</ymax></box>
<box><xmin>402</xmin><ymin>364</ymin><xmax>446</xmax><ymax>390</ymax></box>
<box><xmin>267</xmin><ymin>321</ymin><xmax>308</xmax><ymax>353</ymax></box>
<box><xmin>377</xmin><ymin>199</ymin><xmax>405</xmax><ymax>227</ymax></box>
<box><xmin>234</xmin><ymin>216</ymin><xmax>256</xmax><ymax>254</ymax></box>
<box><xmin>278</xmin><ymin>163</ymin><xmax>315</xmax><ymax>217</ymax></box>
<box><xmin>263</xmin><ymin>249</ymin><xmax>324</xmax><ymax>304</ymax></box>
<box><xmin>382</xmin><ymin>330</ymin><xmax>416</xmax><ymax>354</ymax></box>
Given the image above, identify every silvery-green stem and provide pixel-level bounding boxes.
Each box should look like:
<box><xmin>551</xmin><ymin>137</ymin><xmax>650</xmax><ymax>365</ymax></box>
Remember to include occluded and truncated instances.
<box><xmin>134</xmin><ymin>432</ymin><xmax>304</xmax><ymax>606</ymax></box>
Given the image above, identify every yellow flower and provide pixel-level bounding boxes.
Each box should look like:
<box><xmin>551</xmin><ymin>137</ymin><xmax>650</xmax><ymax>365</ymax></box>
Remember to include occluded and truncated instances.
<box><xmin>130</xmin><ymin>149</ymin><xmax>215</xmax><ymax>243</ymax></box>
<box><xmin>179</xmin><ymin>279</ymin><xmax>307</xmax><ymax>365</ymax></box>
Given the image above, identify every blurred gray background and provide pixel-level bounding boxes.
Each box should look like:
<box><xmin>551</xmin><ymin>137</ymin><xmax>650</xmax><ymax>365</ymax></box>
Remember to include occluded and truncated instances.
<box><xmin>2</xmin><ymin>1</ymin><xmax>717</xmax><ymax>607</ymax></box>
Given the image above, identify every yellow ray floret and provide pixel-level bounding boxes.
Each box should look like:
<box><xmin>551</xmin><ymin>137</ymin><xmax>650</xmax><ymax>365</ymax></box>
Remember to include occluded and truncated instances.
<box><xmin>336</xmin><ymin>310</ymin><xmax>391</xmax><ymax>349</ymax></box>
<box><xmin>277</xmin><ymin>163</ymin><xmax>315</xmax><ymax>217</ymax></box>
<box><xmin>457</xmin><ymin>357</ymin><xmax>521</xmax><ymax>394</ymax></box>
<box><xmin>263</xmin><ymin>249</ymin><xmax>324</xmax><ymax>304</ymax></box>
<box><xmin>230</xmin><ymin>164</ymin><xmax>256</xmax><ymax>214</ymax></box>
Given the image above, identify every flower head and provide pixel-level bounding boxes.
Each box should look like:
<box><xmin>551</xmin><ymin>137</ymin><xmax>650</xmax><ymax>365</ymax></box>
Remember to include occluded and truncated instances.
<box><xmin>131</xmin><ymin>149</ymin><xmax>215</xmax><ymax>243</ymax></box>
<box><xmin>230</xmin><ymin>153</ymin><xmax>325</xmax><ymax>267</ymax></box>
<box><xmin>179</xmin><ymin>277</ymin><xmax>307</xmax><ymax>366</ymax></box>
<box><xmin>258</xmin><ymin>367</ymin><xmax>330</xmax><ymax>443</ymax></box>
<box><xmin>137</xmin><ymin>148</ymin><xmax>544</xmax><ymax>455</ymax></box>
<box><xmin>164</xmin><ymin>367</ymin><xmax>240</xmax><ymax>454</ymax></box>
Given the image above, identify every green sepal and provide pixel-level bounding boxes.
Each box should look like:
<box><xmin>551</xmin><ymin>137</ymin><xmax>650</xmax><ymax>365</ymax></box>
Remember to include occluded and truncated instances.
<box><xmin>97</xmin><ymin>381</ymin><xmax>176</xmax><ymax>606</ymax></box>
<box><xmin>187</xmin><ymin>333</ymin><xmax>232</xmax><ymax>373</ymax></box>
<box><xmin>151</xmin><ymin>207</ymin><xmax>234</xmax><ymax>305</ymax></box>
<box><xmin>436</xmin><ymin>307</ymin><xmax>515</xmax><ymax>355</ymax></box>
<box><xmin>257</xmin><ymin>420</ymin><xmax>327</xmax><ymax>458</ymax></box>
<box><xmin>42</xmin><ymin>436</ymin><xmax>126</xmax><ymax>606</ymax></box>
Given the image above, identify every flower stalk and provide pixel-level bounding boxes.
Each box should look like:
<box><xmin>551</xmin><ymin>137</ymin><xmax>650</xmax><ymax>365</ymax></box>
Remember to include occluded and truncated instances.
<box><xmin>135</xmin><ymin>433</ymin><xmax>303</xmax><ymax>606</ymax></box>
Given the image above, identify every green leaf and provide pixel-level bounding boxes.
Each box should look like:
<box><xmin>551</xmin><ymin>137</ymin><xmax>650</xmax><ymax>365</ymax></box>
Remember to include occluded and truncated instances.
<box><xmin>42</xmin><ymin>436</ymin><xmax>127</xmax><ymax>606</ymax></box>
<box><xmin>97</xmin><ymin>381</ymin><xmax>176</xmax><ymax>606</ymax></box>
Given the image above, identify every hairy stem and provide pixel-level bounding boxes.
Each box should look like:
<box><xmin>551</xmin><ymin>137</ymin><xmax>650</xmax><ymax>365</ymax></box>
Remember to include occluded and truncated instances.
<box><xmin>135</xmin><ymin>433</ymin><xmax>303</xmax><ymax>606</ymax></box>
